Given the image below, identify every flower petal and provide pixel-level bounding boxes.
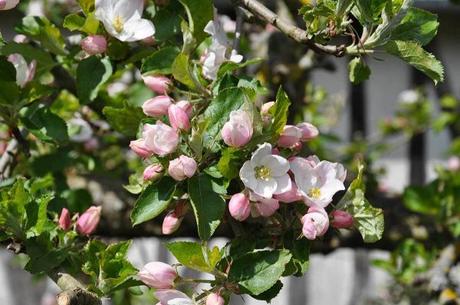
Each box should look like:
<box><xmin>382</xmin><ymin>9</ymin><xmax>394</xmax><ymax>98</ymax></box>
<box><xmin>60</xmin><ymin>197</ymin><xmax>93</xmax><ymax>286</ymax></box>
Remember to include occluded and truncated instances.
<box><xmin>252</xmin><ymin>178</ymin><xmax>277</xmax><ymax>198</ymax></box>
<box><xmin>250</xmin><ymin>143</ymin><xmax>272</xmax><ymax>166</ymax></box>
<box><xmin>263</xmin><ymin>155</ymin><xmax>289</xmax><ymax>176</ymax></box>
<box><xmin>274</xmin><ymin>174</ymin><xmax>291</xmax><ymax>194</ymax></box>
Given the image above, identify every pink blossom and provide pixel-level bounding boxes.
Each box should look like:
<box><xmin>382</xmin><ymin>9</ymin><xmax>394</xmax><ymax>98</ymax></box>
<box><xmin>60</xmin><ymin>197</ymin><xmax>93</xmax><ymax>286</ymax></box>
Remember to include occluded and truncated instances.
<box><xmin>206</xmin><ymin>293</ymin><xmax>225</xmax><ymax>305</ymax></box>
<box><xmin>331</xmin><ymin>210</ymin><xmax>354</xmax><ymax>229</ymax></box>
<box><xmin>277</xmin><ymin>125</ymin><xmax>302</xmax><ymax>148</ymax></box>
<box><xmin>138</xmin><ymin>262</ymin><xmax>177</xmax><ymax>289</ymax></box>
<box><xmin>168</xmin><ymin>155</ymin><xmax>197</xmax><ymax>181</ymax></box>
<box><xmin>58</xmin><ymin>208</ymin><xmax>71</xmax><ymax>231</ymax></box>
<box><xmin>250</xmin><ymin>192</ymin><xmax>279</xmax><ymax>217</ymax></box>
<box><xmin>143</xmin><ymin>164</ymin><xmax>163</xmax><ymax>181</ymax></box>
<box><xmin>274</xmin><ymin>180</ymin><xmax>302</xmax><ymax>203</ymax></box>
<box><xmin>154</xmin><ymin>290</ymin><xmax>193</xmax><ymax>305</ymax></box>
<box><xmin>143</xmin><ymin>121</ymin><xmax>179</xmax><ymax>156</ymax></box>
<box><xmin>168</xmin><ymin>104</ymin><xmax>190</xmax><ymax>131</ymax></box>
<box><xmin>228</xmin><ymin>193</ymin><xmax>251</xmax><ymax>221</ymax></box>
<box><xmin>221</xmin><ymin>110</ymin><xmax>253</xmax><ymax>148</ymax></box>
<box><xmin>296</xmin><ymin>122</ymin><xmax>319</xmax><ymax>141</ymax></box>
<box><xmin>80</xmin><ymin>35</ymin><xmax>107</xmax><ymax>55</ymax></box>
<box><xmin>142</xmin><ymin>96</ymin><xmax>173</xmax><ymax>117</ymax></box>
<box><xmin>176</xmin><ymin>100</ymin><xmax>193</xmax><ymax>117</ymax></box>
<box><xmin>162</xmin><ymin>201</ymin><xmax>188</xmax><ymax>235</ymax></box>
<box><xmin>142</xmin><ymin>75</ymin><xmax>172</xmax><ymax>94</ymax></box>
<box><xmin>0</xmin><ymin>0</ymin><xmax>19</xmax><ymax>10</ymax></box>
<box><xmin>8</xmin><ymin>53</ymin><xmax>36</xmax><ymax>88</ymax></box>
<box><xmin>448</xmin><ymin>156</ymin><xmax>460</xmax><ymax>171</ymax></box>
<box><xmin>129</xmin><ymin>139</ymin><xmax>153</xmax><ymax>158</ymax></box>
<box><xmin>260</xmin><ymin>101</ymin><xmax>275</xmax><ymax>124</ymax></box>
<box><xmin>301</xmin><ymin>206</ymin><xmax>329</xmax><ymax>240</ymax></box>
<box><xmin>76</xmin><ymin>206</ymin><xmax>101</xmax><ymax>235</ymax></box>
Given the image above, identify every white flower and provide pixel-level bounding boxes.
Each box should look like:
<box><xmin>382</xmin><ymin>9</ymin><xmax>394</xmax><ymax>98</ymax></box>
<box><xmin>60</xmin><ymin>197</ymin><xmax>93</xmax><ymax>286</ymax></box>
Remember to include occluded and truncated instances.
<box><xmin>398</xmin><ymin>89</ymin><xmax>419</xmax><ymax>104</ymax></box>
<box><xmin>240</xmin><ymin>143</ymin><xmax>291</xmax><ymax>198</ymax></box>
<box><xmin>202</xmin><ymin>17</ymin><xmax>243</xmax><ymax>80</ymax></box>
<box><xmin>155</xmin><ymin>290</ymin><xmax>194</xmax><ymax>305</ymax></box>
<box><xmin>168</xmin><ymin>298</ymin><xmax>194</xmax><ymax>305</ymax></box>
<box><xmin>290</xmin><ymin>157</ymin><xmax>346</xmax><ymax>207</ymax></box>
<box><xmin>7</xmin><ymin>54</ymin><xmax>36</xmax><ymax>88</ymax></box>
<box><xmin>95</xmin><ymin>0</ymin><xmax>155</xmax><ymax>42</ymax></box>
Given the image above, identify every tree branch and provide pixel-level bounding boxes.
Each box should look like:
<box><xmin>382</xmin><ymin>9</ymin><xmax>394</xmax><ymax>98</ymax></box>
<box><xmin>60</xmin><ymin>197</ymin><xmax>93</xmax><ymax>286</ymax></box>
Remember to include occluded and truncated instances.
<box><xmin>52</xmin><ymin>273</ymin><xmax>101</xmax><ymax>305</ymax></box>
<box><xmin>234</xmin><ymin>0</ymin><xmax>346</xmax><ymax>57</ymax></box>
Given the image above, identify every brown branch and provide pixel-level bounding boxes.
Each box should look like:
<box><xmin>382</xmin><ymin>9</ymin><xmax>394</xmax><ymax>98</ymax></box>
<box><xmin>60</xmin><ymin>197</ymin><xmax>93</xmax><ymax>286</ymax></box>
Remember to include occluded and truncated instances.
<box><xmin>51</xmin><ymin>273</ymin><xmax>101</xmax><ymax>305</ymax></box>
<box><xmin>234</xmin><ymin>0</ymin><xmax>346</xmax><ymax>57</ymax></box>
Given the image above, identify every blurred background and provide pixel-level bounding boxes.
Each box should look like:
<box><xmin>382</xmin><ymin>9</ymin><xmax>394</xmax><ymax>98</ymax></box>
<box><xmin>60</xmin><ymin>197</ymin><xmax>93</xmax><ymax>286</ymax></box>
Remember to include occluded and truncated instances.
<box><xmin>1</xmin><ymin>0</ymin><xmax>460</xmax><ymax>304</ymax></box>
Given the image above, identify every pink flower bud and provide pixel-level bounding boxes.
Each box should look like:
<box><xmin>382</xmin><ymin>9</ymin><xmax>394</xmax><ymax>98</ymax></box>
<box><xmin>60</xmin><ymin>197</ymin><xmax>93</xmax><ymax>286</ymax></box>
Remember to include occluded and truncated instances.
<box><xmin>274</xmin><ymin>181</ymin><xmax>302</xmax><ymax>203</ymax></box>
<box><xmin>142</xmin><ymin>96</ymin><xmax>173</xmax><ymax>117</ymax></box>
<box><xmin>0</xmin><ymin>0</ymin><xmax>19</xmax><ymax>10</ymax></box>
<box><xmin>297</xmin><ymin>122</ymin><xmax>319</xmax><ymax>141</ymax></box>
<box><xmin>142</xmin><ymin>75</ymin><xmax>172</xmax><ymax>95</ymax></box>
<box><xmin>278</xmin><ymin>125</ymin><xmax>302</xmax><ymax>148</ymax></box>
<box><xmin>138</xmin><ymin>262</ymin><xmax>177</xmax><ymax>289</ymax></box>
<box><xmin>448</xmin><ymin>156</ymin><xmax>460</xmax><ymax>171</ymax></box>
<box><xmin>58</xmin><ymin>208</ymin><xmax>71</xmax><ymax>230</ymax></box>
<box><xmin>162</xmin><ymin>211</ymin><xmax>182</xmax><ymax>235</ymax></box>
<box><xmin>301</xmin><ymin>206</ymin><xmax>329</xmax><ymax>240</ymax></box>
<box><xmin>229</xmin><ymin>193</ymin><xmax>250</xmax><ymax>221</ymax></box>
<box><xmin>331</xmin><ymin>210</ymin><xmax>353</xmax><ymax>229</ymax></box>
<box><xmin>143</xmin><ymin>164</ymin><xmax>163</xmax><ymax>181</ymax></box>
<box><xmin>206</xmin><ymin>293</ymin><xmax>225</xmax><ymax>305</ymax></box>
<box><xmin>155</xmin><ymin>290</ymin><xmax>191</xmax><ymax>305</ymax></box>
<box><xmin>221</xmin><ymin>110</ymin><xmax>253</xmax><ymax>148</ymax></box>
<box><xmin>168</xmin><ymin>155</ymin><xmax>197</xmax><ymax>181</ymax></box>
<box><xmin>76</xmin><ymin>206</ymin><xmax>101</xmax><ymax>235</ymax></box>
<box><xmin>168</xmin><ymin>104</ymin><xmax>190</xmax><ymax>131</ymax></box>
<box><xmin>249</xmin><ymin>192</ymin><xmax>280</xmax><ymax>217</ymax></box>
<box><xmin>143</xmin><ymin>121</ymin><xmax>179</xmax><ymax>156</ymax></box>
<box><xmin>176</xmin><ymin>100</ymin><xmax>193</xmax><ymax>117</ymax></box>
<box><xmin>129</xmin><ymin>139</ymin><xmax>153</xmax><ymax>158</ymax></box>
<box><xmin>80</xmin><ymin>35</ymin><xmax>107</xmax><ymax>55</ymax></box>
<box><xmin>13</xmin><ymin>34</ymin><xmax>28</xmax><ymax>43</ymax></box>
<box><xmin>260</xmin><ymin>101</ymin><xmax>275</xmax><ymax>116</ymax></box>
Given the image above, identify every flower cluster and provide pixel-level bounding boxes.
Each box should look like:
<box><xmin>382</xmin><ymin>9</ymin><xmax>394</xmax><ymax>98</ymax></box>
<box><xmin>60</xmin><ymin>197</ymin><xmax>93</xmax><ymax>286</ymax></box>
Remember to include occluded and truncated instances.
<box><xmin>58</xmin><ymin>206</ymin><xmax>102</xmax><ymax>235</ymax></box>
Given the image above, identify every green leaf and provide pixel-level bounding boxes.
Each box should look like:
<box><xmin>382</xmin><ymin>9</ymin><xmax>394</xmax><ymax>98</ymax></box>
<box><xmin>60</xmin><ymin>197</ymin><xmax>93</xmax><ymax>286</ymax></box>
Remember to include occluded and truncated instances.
<box><xmin>270</xmin><ymin>87</ymin><xmax>291</xmax><ymax>139</ymax></box>
<box><xmin>166</xmin><ymin>241</ymin><xmax>220</xmax><ymax>273</ymax></box>
<box><xmin>78</xmin><ymin>0</ymin><xmax>95</xmax><ymax>14</ymax></box>
<box><xmin>141</xmin><ymin>46</ymin><xmax>180</xmax><ymax>75</ymax></box>
<box><xmin>0</xmin><ymin>56</ymin><xmax>17</xmax><ymax>82</ymax></box>
<box><xmin>131</xmin><ymin>177</ymin><xmax>177</xmax><ymax>226</ymax></box>
<box><xmin>21</xmin><ymin>105</ymin><xmax>69</xmax><ymax>143</ymax></box>
<box><xmin>217</xmin><ymin>148</ymin><xmax>245</xmax><ymax>180</ymax></box>
<box><xmin>24</xmin><ymin>235</ymin><xmax>68</xmax><ymax>273</ymax></box>
<box><xmin>251</xmin><ymin>281</ymin><xmax>283</xmax><ymax>302</ymax></box>
<box><xmin>403</xmin><ymin>183</ymin><xmax>441</xmax><ymax>215</ymax></box>
<box><xmin>187</xmin><ymin>174</ymin><xmax>226</xmax><ymax>240</ymax></box>
<box><xmin>179</xmin><ymin>0</ymin><xmax>213</xmax><ymax>45</ymax></box>
<box><xmin>217</xmin><ymin>58</ymin><xmax>264</xmax><ymax>79</ymax></box>
<box><xmin>385</xmin><ymin>40</ymin><xmax>444</xmax><ymax>84</ymax></box>
<box><xmin>391</xmin><ymin>8</ymin><xmax>438</xmax><ymax>46</ymax></box>
<box><xmin>152</xmin><ymin>4</ymin><xmax>182</xmax><ymax>42</ymax></box>
<box><xmin>103</xmin><ymin>103</ymin><xmax>145</xmax><ymax>137</ymax></box>
<box><xmin>63</xmin><ymin>13</ymin><xmax>99</xmax><ymax>34</ymax></box>
<box><xmin>348</xmin><ymin>57</ymin><xmax>371</xmax><ymax>84</ymax></box>
<box><xmin>76</xmin><ymin>56</ymin><xmax>113</xmax><ymax>104</ymax></box>
<box><xmin>172</xmin><ymin>53</ymin><xmax>198</xmax><ymax>90</ymax></box>
<box><xmin>228</xmin><ymin>250</ymin><xmax>292</xmax><ymax>295</ymax></box>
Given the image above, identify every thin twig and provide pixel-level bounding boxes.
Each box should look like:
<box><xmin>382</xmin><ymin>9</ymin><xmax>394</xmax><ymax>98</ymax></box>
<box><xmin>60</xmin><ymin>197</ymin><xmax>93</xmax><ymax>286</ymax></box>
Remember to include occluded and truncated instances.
<box><xmin>234</xmin><ymin>0</ymin><xmax>346</xmax><ymax>57</ymax></box>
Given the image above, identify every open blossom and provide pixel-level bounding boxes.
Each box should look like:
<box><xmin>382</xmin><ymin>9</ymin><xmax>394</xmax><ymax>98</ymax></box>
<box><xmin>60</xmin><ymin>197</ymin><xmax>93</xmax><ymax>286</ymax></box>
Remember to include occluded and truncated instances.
<box><xmin>297</xmin><ymin>122</ymin><xmax>319</xmax><ymax>141</ymax></box>
<box><xmin>129</xmin><ymin>138</ymin><xmax>153</xmax><ymax>158</ymax></box>
<box><xmin>250</xmin><ymin>192</ymin><xmax>279</xmax><ymax>217</ymax></box>
<box><xmin>168</xmin><ymin>155</ymin><xmax>197</xmax><ymax>181</ymax></box>
<box><xmin>331</xmin><ymin>210</ymin><xmax>353</xmax><ymax>229</ymax></box>
<box><xmin>155</xmin><ymin>290</ymin><xmax>193</xmax><ymax>305</ymax></box>
<box><xmin>240</xmin><ymin>143</ymin><xmax>291</xmax><ymax>198</ymax></box>
<box><xmin>278</xmin><ymin>125</ymin><xmax>302</xmax><ymax>148</ymax></box>
<box><xmin>228</xmin><ymin>193</ymin><xmax>251</xmax><ymax>221</ymax></box>
<box><xmin>301</xmin><ymin>206</ymin><xmax>329</xmax><ymax>240</ymax></box>
<box><xmin>143</xmin><ymin>121</ymin><xmax>179</xmax><ymax>156</ymax></box>
<box><xmin>168</xmin><ymin>104</ymin><xmax>190</xmax><ymax>132</ymax></box>
<box><xmin>58</xmin><ymin>208</ymin><xmax>71</xmax><ymax>231</ymax></box>
<box><xmin>143</xmin><ymin>75</ymin><xmax>172</xmax><ymax>94</ymax></box>
<box><xmin>8</xmin><ymin>54</ymin><xmax>36</xmax><ymax>88</ymax></box>
<box><xmin>95</xmin><ymin>0</ymin><xmax>155</xmax><ymax>42</ymax></box>
<box><xmin>143</xmin><ymin>96</ymin><xmax>173</xmax><ymax>117</ymax></box>
<box><xmin>80</xmin><ymin>35</ymin><xmax>107</xmax><ymax>55</ymax></box>
<box><xmin>138</xmin><ymin>262</ymin><xmax>177</xmax><ymax>289</ymax></box>
<box><xmin>221</xmin><ymin>110</ymin><xmax>253</xmax><ymax>148</ymax></box>
<box><xmin>76</xmin><ymin>206</ymin><xmax>101</xmax><ymax>235</ymax></box>
<box><xmin>290</xmin><ymin>156</ymin><xmax>346</xmax><ymax>207</ymax></box>
<box><xmin>0</xmin><ymin>0</ymin><xmax>19</xmax><ymax>10</ymax></box>
<box><xmin>206</xmin><ymin>293</ymin><xmax>225</xmax><ymax>305</ymax></box>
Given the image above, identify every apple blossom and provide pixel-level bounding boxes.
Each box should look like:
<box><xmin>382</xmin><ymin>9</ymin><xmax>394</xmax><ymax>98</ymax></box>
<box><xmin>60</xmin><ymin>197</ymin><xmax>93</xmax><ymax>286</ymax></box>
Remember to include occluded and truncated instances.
<box><xmin>168</xmin><ymin>156</ymin><xmax>197</xmax><ymax>181</ymax></box>
<box><xmin>80</xmin><ymin>35</ymin><xmax>107</xmax><ymax>55</ymax></box>
<box><xmin>261</xmin><ymin>101</ymin><xmax>275</xmax><ymax>124</ymax></box>
<box><xmin>95</xmin><ymin>0</ymin><xmax>155</xmax><ymax>42</ymax></box>
<box><xmin>138</xmin><ymin>262</ymin><xmax>177</xmax><ymax>289</ymax></box>
<box><xmin>206</xmin><ymin>293</ymin><xmax>225</xmax><ymax>305</ymax></box>
<box><xmin>7</xmin><ymin>54</ymin><xmax>36</xmax><ymax>88</ymax></box>
<box><xmin>76</xmin><ymin>206</ymin><xmax>102</xmax><ymax>235</ymax></box>
<box><xmin>278</xmin><ymin>125</ymin><xmax>302</xmax><ymax>148</ymax></box>
<box><xmin>143</xmin><ymin>75</ymin><xmax>172</xmax><ymax>94</ymax></box>
<box><xmin>228</xmin><ymin>193</ymin><xmax>251</xmax><ymax>221</ymax></box>
<box><xmin>129</xmin><ymin>138</ymin><xmax>153</xmax><ymax>158</ymax></box>
<box><xmin>155</xmin><ymin>290</ymin><xmax>194</xmax><ymax>305</ymax></box>
<box><xmin>58</xmin><ymin>208</ymin><xmax>71</xmax><ymax>231</ymax></box>
<box><xmin>274</xmin><ymin>180</ymin><xmax>303</xmax><ymax>203</ymax></box>
<box><xmin>143</xmin><ymin>96</ymin><xmax>173</xmax><ymax>117</ymax></box>
<box><xmin>168</xmin><ymin>104</ymin><xmax>191</xmax><ymax>131</ymax></box>
<box><xmin>331</xmin><ymin>210</ymin><xmax>354</xmax><ymax>229</ymax></box>
<box><xmin>143</xmin><ymin>164</ymin><xmax>163</xmax><ymax>181</ymax></box>
<box><xmin>143</xmin><ymin>121</ymin><xmax>179</xmax><ymax>156</ymax></box>
<box><xmin>240</xmin><ymin>143</ymin><xmax>291</xmax><ymax>198</ymax></box>
<box><xmin>297</xmin><ymin>122</ymin><xmax>319</xmax><ymax>141</ymax></box>
<box><xmin>448</xmin><ymin>156</ymin><xmax>460</xmax><ymax>171</ymax></box>
<box><xmin>301</xmin><ymin>206</ymin><xmax>329</xmax><ymax>240</ymax></box>
<box><xmin>221</xmin><ymin>110</ymin><xmax>253</xmax><ymax>148</ymax></box>
<box><xmin>0</xmin><ymin>0</ymin><xmax>19</xmax><ymax>10</ymax></box>
<box><xmin>162</xmin><ymin>201</ymin><xmax>188</xmax><ymax>235</ymax></box>
<box><xmin>250</xmin><ymin>192</ymin><xmax>280</xmax><ymax>217</ymax></box>
<box><xmin>290</xmin><ymin>157</ymin><xmax>346</xmax><ymax>207</ymax></box>
<box><xmin>176</xmin><ymin>100</ymin><xmax>193</xmax><ymax>117</ymax></box>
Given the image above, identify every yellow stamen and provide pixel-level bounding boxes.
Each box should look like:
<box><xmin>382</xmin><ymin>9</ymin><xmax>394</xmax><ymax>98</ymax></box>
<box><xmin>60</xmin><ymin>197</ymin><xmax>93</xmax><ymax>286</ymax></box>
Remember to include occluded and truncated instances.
<box><xmin>113</xmin><ymin>15</ymin><xmax>124</xmax><ymax>33</ymax></box>
<box><xmin>255</xmin><ymin>166</ymin><xmax>272</xmax><ymax>181</ymax></box>
<box><xmin>308</xmin><ymin>187</ymin><xmax>321</xmax><ymax>199</ymax></box>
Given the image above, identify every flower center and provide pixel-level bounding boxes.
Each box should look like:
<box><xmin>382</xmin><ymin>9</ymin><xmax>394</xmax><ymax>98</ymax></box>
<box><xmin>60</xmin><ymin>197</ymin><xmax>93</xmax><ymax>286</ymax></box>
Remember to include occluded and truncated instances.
<box><xmin>254</xmin><ymin>166</ymin><xmax>271</xmax><ymax>181</ymax></box>
<box><xmin>308</xmin><ymin>187</ymin><xmax>321</xmax><ymax>199</ymax></box>
<box><xmin>113</xmin><ymin>15</ymin><xmax>124</xmax><ymax>33</ymax></box>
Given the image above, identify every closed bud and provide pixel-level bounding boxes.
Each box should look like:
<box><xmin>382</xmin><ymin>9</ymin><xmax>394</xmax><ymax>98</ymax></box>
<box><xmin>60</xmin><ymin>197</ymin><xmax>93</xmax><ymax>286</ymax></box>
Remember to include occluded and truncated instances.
<box><xmin>162</xmin><ymin>211</ymin><xmax>182</xmax><ymax>235</ymax></box>
<box><xmin>142</xmin><ymin>75</ymin><xmax>172</xmax><ymax>95</ymax></box>
<box><xmin>278</xmin><ymin>125</ymin><xmax>302</xmax><ymax>148</ymax></box>
<box><xmin>0</xmin><ymin>0</ymin><xmax>19</xmax><ymax>10</ymax></box>
<box><xmin>129</xmin><ymin>139</ymin><xmax>153</xmax><ymax>158</ymax></box>
<box><xmin>168</xmin><ymin>156</ymin><xmax>197</xmax><ymax>181</ymax></box>
<box><xmin>168</xmin><ymin>104</ymin><xmax>190</xmax><ymax>131</ymax></box>
<box><xmin>80</xmin><ymin>35</ymin><xmax>107</xmax><ymax>55</ymax></box>
<box><xmin>206</xmin><ymin>293</ymin><xmax>225</xmax><ymax>305</ymax></box>
<box><xmin>143</xmin><ymin>164</ymin><xmax>163</xmax><ymax>181</ymax></box>
<box><xmin>76</xmin><ymin>206</ymin><xmax>101</xmax><ymax>235</ymax></box>
<box><xmin>142</xmin><ymin>96</ymin><xmax>173</xmax><ymax>117</ymax></box>
<box><xmin>331</xmin><ymin>210</ymin><xmax>353</xmax><ymax>229</ymax></box>
<box><xmin>58</xmin><ymin>208</ymin><xmax>71</xmax><ymax>230</ymax></box>
<box><xmin>221</xmin><ymin>110</ymin><xmax>253</xmax><ymax>148</ymax></box>
<box><xmin>297</xmin><ymin>122</ymin><xmax>319</xmax><ymax>141</ymax></box>
<box><xmin>138</xmin><ymin>262</ymin><xmax>177</xmax><ymax>289</ymax></box>
<box><xmin>228</xmin><ymin>193</ymin><xmax>250</xmax><ymax>221</ymax></box>
<box><xmin>301</xmin><ymin>206</ymin><xmax>329</xmax><ymax>240</ymax></box>
<box><xmin>260</xmin><ymin>101</ymin><xmax>275</xmax><ymax>124</ymax></box>
<box><xmin>176</xmin><ymin>100</ymin><xmax>193</xmax><ymax>117</ymax></box>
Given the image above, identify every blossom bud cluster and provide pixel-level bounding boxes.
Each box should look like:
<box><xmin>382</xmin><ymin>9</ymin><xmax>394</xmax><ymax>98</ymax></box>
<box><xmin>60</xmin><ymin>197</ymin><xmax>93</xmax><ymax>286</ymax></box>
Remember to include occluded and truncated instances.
<box><xmin>58</xmin><ymin>206</ymin><xmax>102</xmax><ymax>235</ymax></box>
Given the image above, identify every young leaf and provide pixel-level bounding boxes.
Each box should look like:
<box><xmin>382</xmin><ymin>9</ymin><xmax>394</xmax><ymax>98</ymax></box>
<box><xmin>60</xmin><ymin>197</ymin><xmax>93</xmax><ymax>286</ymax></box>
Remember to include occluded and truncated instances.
<box><xmin>21</xmin><ymin>105</ymin><xmax>69</xmax><ymax>143</ymax></box>
<box><xmin>384</xmin><ymin>40</ymin><xmax>444</xmax><ymax>84</ymax></box>
<box><xmin>188</xmin><ymin>174</ymin><xmax>226</xmax><ymax>240</ymax></box>
<box><xmin>131</xmin><ymin>177</ymin><xmax>177</xmax><ymax>226</ymax></box>
<box><xmin>228</xmin><ymin>250</ymin><xmax>292</xmax><ymax>295</ymax></box>
<box><xmin>166</xmin><ymin>241</ymin><xmax>220</xmax><ymax>273</ymax></box>
<box><xmin>348</xmin><ymin>57</ymin><xmax>371</xmax><ymax>84</ymax></box>
<box><xmin>172</xmin><ymin>53</ymin><xmax>198</xmax><ymax>90</ymax></box>
<box><xmin>391</xmin><ymin>8</ymin><xmax>439</xmax><ymax>46</ymax></box>
<box><xmin>103</xmin><ymin>103</ymin><xmax>145</xmax><ymax>137</ymax></box>
<box><xmin>179</xmin><ymin>0</ymin><xmax>213</xmax><ymax>45</ymax></box>
<box><xmin>76</xmin><ymin>56</ymin><xmax>113</xmax><ymax>104</ymax></box>
<box><xmin>141</xmin><ymin>46</ymin><xmax>180</xmax><ymax>75</ymax></box>
<box><xmin>270</xmin><ymin>87</ymin><xmax>291</xmax><ymax>139</ymax></box>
